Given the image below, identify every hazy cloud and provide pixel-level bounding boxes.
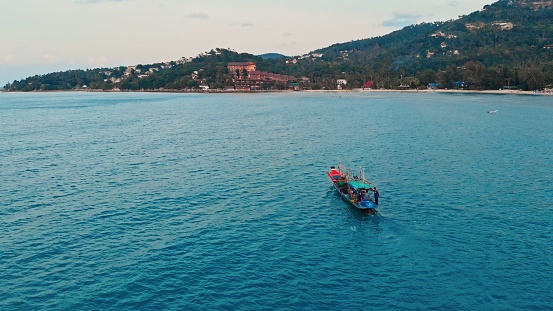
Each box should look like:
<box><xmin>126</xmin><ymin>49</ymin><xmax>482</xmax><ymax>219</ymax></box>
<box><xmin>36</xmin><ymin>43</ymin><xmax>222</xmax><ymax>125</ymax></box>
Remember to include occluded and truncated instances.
<box><xmin>233</xmin><ymin>22</ymin><xmax>254</xmax><ymax>28</ymax></box>
<box><xmin>382</xmin><ymin>11</ymin><xmax>423</xmax><ymax>28</ymax></box>
<box><xmin>447</xmin><ymin>0</ymin><xmax>460</xmax><ymax>8</ymax></box>
<box><xmin>43</xmin><ymin>55</ymin><xmax>57</xmax><ymax>65</ymax></box>
<box><xmin>448</xmin><ymin>1</ymin><xmax>460</xmax><ymax>7</ymax></box>
<box><xmin>185</xmin><ymin>12</ymin><xmax>209</xmax><ymax>19</ymax></box>
<box><xmin>1</xmin><ymin>54</ymin><xmax>15</xmax><ymax>65</ymax></box>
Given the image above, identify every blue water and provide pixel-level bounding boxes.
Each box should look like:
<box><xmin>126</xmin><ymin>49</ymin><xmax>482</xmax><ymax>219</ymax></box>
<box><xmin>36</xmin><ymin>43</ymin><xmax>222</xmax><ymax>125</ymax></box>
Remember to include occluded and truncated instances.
<box><xmin>1</xmin><ymin>91</ymin><xmax>552</xmax><ymax>310</ymax></box>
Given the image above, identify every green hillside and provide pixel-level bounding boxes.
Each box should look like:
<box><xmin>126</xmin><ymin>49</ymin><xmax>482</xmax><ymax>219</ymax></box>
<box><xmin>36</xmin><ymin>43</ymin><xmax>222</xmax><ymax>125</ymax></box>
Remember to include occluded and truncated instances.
<box><xmin>5</xmin><ymin>0</ymin><xmax>553</xmax><ymax>91</ymax></box>
<box><xmin>311</xmin><ymin>0</ymin><xmax>553</xmax><ymax>90</ymax></box>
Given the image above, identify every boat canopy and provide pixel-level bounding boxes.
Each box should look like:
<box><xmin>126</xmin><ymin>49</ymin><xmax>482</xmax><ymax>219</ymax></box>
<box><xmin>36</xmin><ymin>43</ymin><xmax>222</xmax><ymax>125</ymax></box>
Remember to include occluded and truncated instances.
<box><xmin>348</xmin><ymin>180</ymin><xmax>372</xmax><ymax>190</ymax></box>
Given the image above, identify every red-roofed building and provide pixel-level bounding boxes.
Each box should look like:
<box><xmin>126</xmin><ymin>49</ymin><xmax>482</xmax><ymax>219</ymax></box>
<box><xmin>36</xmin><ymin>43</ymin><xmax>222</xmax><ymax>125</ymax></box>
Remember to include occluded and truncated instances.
<box><xmin>248</xmin><ymin>71</ymin><xmax>269</xmax><ymax>80</ymax></box>
<box><xmin>228</xmin><ymin>62</ymin><xmax>297</xmax><ymax>90</ymax></box>
<box><xmin>227</xmin><ymin>62</ymin><xmax>256</xmax><ymax>73</ymax></box>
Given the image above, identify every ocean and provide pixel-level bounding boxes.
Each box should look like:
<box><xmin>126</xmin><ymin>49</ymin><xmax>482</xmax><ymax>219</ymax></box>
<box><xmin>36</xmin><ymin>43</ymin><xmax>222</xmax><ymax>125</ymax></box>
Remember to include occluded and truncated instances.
<box><xmin>1</xmin><ymin>91</ymin><xmax>552</xmax><ymax>310</ymax></box>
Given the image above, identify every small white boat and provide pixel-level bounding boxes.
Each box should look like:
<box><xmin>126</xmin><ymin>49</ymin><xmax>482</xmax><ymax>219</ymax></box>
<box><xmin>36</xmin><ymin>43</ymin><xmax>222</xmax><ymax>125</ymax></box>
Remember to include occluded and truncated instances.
<box><xmin>488</xmin><ymin>110</ymin><xmax>498</xmax><ymax>113</ymax></box>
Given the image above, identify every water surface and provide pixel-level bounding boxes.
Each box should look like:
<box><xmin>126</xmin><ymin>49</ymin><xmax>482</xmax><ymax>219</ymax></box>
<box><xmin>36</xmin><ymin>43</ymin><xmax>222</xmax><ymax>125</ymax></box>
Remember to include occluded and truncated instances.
<box><xmin>1</xmin><ymin>91</ymin><xmax>552</xmax><ymax>310</ymax></box>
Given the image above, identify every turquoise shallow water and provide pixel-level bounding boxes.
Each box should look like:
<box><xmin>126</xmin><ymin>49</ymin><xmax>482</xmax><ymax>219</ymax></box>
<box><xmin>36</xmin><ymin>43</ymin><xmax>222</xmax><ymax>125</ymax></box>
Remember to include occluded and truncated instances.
<box><xmin>1</xmin><ymin>91</ymin><xmax>552</xmax><ymax>310</ymax></box>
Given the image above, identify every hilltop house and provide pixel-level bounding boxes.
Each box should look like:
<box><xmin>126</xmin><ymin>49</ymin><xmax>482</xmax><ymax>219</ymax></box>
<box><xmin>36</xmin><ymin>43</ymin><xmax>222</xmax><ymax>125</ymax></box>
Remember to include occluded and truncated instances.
<box><xmin>492</xmin><ymin>22</ymin><xmax>514</xmax><ymax>30</ymax></box>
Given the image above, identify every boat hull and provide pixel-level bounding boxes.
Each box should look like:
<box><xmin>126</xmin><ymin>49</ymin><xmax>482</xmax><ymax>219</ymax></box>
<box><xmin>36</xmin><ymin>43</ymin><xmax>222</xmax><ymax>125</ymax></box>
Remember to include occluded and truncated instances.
<box><xmin>331</xmin><ymin>182</ymin><xmax>378</xmax><ymax>213</ymax></box>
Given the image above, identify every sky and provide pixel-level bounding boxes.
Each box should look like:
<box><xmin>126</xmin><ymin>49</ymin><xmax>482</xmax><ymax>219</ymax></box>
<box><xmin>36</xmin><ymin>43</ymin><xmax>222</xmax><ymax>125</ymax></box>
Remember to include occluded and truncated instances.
<box><xmin>0</xmin><ymin>0</ymin><xmax>494</xmax><ymax>84</ymax></box>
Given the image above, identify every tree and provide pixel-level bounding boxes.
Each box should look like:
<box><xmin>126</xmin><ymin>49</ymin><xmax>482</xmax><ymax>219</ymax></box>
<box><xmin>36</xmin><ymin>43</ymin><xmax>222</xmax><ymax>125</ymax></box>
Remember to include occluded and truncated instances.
<box><xmin>518</xmin><ymin>66</ymin><xmax>545</xmax><ymax>90</ymax></box>
<box><xmin>187</xmin><ymin>80</ymin><xmax>200</xmax><ymax>89</ymax></box>
<box><xmin>417</xmin><ymin>69</ymin><xmax>437</xmax><ymax>86</ymax></box>
<box><xmin>462</xmin><ymin>61</ymin><xmax>486</xmax><ymax>89</ymax></box>
<box><xmin>402</xmin><ymin>76</ymin><xmax>420</xmax><ymax>88</ymax></box>
<box><xmin>312</xmin><ymin>84</ymin><xmax>322</xmax><ymax>90</ymax></box>
<box><xmin>438</xmin><ymin>65</ymin><xmax>460</xmax><ymax>89</ymax></box>
<box><xmin>273</xmin><ymin>81</ymin><xmax>285</xmax><ymax>90</ymax></box>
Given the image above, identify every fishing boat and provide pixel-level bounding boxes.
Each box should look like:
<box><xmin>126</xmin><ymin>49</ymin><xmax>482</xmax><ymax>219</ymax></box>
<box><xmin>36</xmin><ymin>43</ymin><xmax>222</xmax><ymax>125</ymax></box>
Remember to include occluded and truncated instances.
<box><xmin>327</xmin><ymin>164</ymin><xmax>379</xmax><ymax>215</ymax></box>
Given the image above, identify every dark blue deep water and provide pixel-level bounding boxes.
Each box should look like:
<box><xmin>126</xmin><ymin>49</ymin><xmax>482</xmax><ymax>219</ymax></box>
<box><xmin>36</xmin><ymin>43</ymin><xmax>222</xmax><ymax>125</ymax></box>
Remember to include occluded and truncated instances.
<box><xmin>1</xmin><ymin>91</ymin><xmax>552</xmax><ymax>310</ymax></box>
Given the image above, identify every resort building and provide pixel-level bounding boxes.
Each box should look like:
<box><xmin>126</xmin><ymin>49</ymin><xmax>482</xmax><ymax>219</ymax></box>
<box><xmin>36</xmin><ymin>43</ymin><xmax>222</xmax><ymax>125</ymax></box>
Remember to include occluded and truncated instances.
<box><xmin>227</xmin><ymin>62</ymin><xmax>296</xmax><ymax>90</ymax></box>
<box><xmin>227</xmin><ymin>62</ymin><xmax>256</xmax><ymax>74</ymax></box>
<box><xmin>248</xmin><ymin>71</ymin><xmax>295</xmax><ymax>82</ymax></box>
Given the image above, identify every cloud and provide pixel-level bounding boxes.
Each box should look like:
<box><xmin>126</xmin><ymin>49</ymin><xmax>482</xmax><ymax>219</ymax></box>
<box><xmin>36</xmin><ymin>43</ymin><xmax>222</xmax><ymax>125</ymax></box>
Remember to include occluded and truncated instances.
<box><xmin>185</xmin><ymin>12</ymin><xmax>209</xmax><ymax>19</ymax></box>
<box><xmin>382</xmin><ymin>11</ymin><xmax>423</xmax><ymax>28</ymax></box>
<box><xmin>233</xmin><ymin>22</ymin><xmax>254</xmax><ymax>28</ymax></box>
<box><xmin>283</xmin><ymin>33</ymin><xmax>296</xmax><ymax>37</ymax></box>
<box><xmin>448</xmin><ymin>0</ymin><xmax>460</xmax><ymax>7</ymax></box>
<box><xmin>43</xmin><ymin>55</ymin><xmax>57</xmax><ymax>65</ymax></box>
<box><xmin>1</xmin><ymin>54</ymin><xmax>15</xmax><ymax>65</ymax></box>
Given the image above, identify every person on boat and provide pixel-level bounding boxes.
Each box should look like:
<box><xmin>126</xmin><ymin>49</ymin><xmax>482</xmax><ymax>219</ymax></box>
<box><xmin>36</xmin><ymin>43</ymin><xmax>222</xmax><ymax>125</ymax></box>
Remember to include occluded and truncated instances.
<box><xmin>357</xmin><ymin>190</ymin><xmax>364</xmax><ymax>204</ymax></box>
<box><xmin>348</xmin><ymin>188</ymin><xmax>354</xmax><ymax>200</ymax></box>
<box><xmin>373</xmin><ymin>187</ymin><xmax>380</xmax><ymax>205</ymax></box>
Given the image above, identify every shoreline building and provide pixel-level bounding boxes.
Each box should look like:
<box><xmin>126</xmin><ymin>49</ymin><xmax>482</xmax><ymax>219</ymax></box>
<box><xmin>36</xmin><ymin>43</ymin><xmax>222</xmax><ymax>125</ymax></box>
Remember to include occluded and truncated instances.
<box><xmin>227</xmin><ymin>62</ymin><xmax>296</xmax><ymax>90</ymax></box>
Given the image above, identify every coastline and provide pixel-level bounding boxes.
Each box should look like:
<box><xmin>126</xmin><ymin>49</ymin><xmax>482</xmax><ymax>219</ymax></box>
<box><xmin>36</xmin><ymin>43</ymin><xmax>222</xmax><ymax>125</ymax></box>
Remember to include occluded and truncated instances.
<box><xmin>2</xmin><ymin>88</ymin><xmax>552</xmax><ymax>96</ymax></box>
<box><xmin>309</xmin><ymin>88</ymin><xmax>553</xmax><ymax>96</ymax></box>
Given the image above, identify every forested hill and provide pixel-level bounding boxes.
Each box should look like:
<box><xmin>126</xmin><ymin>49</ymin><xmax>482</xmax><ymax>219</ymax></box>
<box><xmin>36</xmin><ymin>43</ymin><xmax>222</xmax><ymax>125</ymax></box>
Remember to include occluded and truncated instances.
<box><xmin>312</xmin><ymin>0</ymin><xmax>553</xmax><ymax>90</ymax></box>
<box><xmin>5</xmin><ymin>0</ymin><xmax>553</xmax><ymax>92</ymax></box>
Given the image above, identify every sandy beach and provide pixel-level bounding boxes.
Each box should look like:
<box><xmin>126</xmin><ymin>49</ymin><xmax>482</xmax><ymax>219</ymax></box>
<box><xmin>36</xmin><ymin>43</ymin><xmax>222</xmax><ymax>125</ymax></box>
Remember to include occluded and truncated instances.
<box><xmin>308</xmin><ymin>88</ymin><xmax>553</xmax><ymax>96</ymax></box>
<box><xmin>3</xmin><ymin>88</ymin><xmax>552</xmax><ymax>96</ymax></box>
